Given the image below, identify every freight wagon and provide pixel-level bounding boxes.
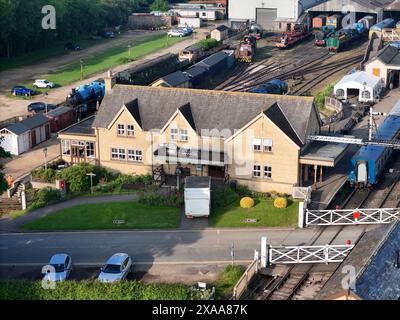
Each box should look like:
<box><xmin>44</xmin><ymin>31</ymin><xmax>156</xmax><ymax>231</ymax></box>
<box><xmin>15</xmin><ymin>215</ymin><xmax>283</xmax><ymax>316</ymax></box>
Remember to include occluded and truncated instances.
<box><xmin>326</xmin><ymin>14</ymin><xmax>342</xmax><ymax>30</ymax></box>
<box><xmin>312</xmin><ymin>15</ymin><xmax>326</xmax><ymax>29</ymax></box>
<box><xmin>315</xmin><ymin>25</ymin><xmax>335</xmax><ymax>46</ymax></box>
<box><xmin>276</xmin><ymin>24</ymin><xmax>311</xmax><ymax>49</ymax></box>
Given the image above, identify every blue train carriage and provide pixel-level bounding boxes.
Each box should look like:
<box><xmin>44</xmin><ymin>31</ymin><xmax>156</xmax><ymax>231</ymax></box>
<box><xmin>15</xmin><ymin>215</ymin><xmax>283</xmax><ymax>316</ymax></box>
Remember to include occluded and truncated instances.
<box><xmin>349</xmin><ymin>102</ymin><xmax>400</xmax><ymax>188</ymax></box>
<box><xmin>65</xmin><ymin>80</ymin><xmax>105</xmax><ymax>114</ymax></box>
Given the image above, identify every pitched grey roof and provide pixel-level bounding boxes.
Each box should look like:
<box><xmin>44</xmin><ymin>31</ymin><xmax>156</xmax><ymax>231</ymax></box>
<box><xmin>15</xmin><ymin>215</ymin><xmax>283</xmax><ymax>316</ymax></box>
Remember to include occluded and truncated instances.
<box><xmin>197</xmin><ymin>51</ymin><xmax>228</xmax><ymax>69</ymax></box>
<box><xmin>160</xmin><ymin>71</ymin><xmax>190</xmax><ymax>87</ymax></box>
<box><xmin>214</xmin><ymin>25</ymin><xmax>229</xmax><ymax>32</ymax></box>
<box><xmin>376</xmin><ymin>45</ymin><xmax>400</xmax><ymax>65</ymax></box>
<box><xmin>60</xmin><ymin>116</ymin><xmax>95</xmax><ymax>136</ymax></box>
<box><xmin>318</xmin><ymin>221</ymin><xmax>400</xmax><ymax>300</ymax></box>
<box><xmin>6</xmin><ymin>114</ymin><xmax>49</xmax><ymax>135</ymax></box>
<box><xmin>46</xmin><ymin>106</ymin><xmax>73</xmax><ymax>117</ymax></box>
<box><xmin>93</xmin><ymin>85</ymin><xmax>316</xmax><ymax>145</ymax></box>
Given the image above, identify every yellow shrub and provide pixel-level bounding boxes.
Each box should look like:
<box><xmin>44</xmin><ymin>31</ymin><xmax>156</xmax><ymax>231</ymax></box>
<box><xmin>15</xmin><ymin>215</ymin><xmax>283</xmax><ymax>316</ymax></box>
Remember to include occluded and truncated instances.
<box><xmin>240</xmin><ymin>197</ymin><xmax>255</xmax><ymax>209</ymax></box>
<box><xmin>274</xmin><ymin>197</ymin><xmax>288</xmax><ymax>209</ymax></box>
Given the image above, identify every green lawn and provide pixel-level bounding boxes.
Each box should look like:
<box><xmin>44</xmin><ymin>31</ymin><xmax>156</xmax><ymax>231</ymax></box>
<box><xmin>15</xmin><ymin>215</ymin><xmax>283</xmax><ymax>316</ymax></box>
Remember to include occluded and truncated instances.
<box><xmin>210</xmin><ymin>199</ymin><xmax>298</xmax><ymax>228</ymax></box>
<box><xmin>22</xmin><ymin>201</ymin><xmax>180</xmax><ymax>231</ymax></box>
<box><xmin>214</xmin><ymin>265</ymin><xmax>244</xmax><ymax>299</ymax></box>
<box><xmin>32</xmin><ymin>34</ymin><xmax>183</xmax><ymax>88</ymax></box>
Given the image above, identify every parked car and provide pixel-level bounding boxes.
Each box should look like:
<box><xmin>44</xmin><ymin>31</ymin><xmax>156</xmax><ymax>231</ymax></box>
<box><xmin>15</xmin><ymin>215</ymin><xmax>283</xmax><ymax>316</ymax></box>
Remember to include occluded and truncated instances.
<box><xmin>168</xmin><ymin>29</ymin><xmax>187</xmax><ymax>37</ymax></box>
<box><xmin>103</xmin><ymin>31</ymin><xmax>115</xmax><ymax>38</ymax></box>
<box><xmin>33</xmin><ymin>79</ymin><xmax>55</xmax><ymax>89</ymax></box>
<box><xmin>64</xmin><ymin>42</ymin><xmax>81</xmax><ymax>51</ymax></box>
<box><xmin>42</xmin><ymin>254</ymin><xmax>73</xmax><ymax>282</ymax></box>
<box><xmin>98</xmin><ymin>253</ymin><xmax>132</xmax><ymax>283</ymax></box>
<box><xmin>27</xmin><ymin>102</ymin><xmax>57</xmax><ymax>112</ymax></box>
<box><xmin>11</xmin><ymin>86</ymin><xmax>34</xmax><ymax>97</ymax></box>
<box><xmin>178</xmin><ymin>27</ymin><xmax>193</xmax><ymax>35</ymax></box>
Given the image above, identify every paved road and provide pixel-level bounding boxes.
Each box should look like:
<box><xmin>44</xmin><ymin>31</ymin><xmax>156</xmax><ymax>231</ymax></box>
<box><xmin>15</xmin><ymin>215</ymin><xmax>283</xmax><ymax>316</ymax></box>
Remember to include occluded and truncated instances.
<box><xmin>0</xmin><ymin>225</ymin><xmax>367</xmax><ymax>266</ymax></box>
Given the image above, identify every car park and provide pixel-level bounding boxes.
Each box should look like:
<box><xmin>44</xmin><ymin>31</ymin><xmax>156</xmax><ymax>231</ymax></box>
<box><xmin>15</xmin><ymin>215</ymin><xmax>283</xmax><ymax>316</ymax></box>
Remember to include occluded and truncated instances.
<box><xmin>64</xmin><ymin>42</ymin><xmax>81</xmax><ymax>51</ymax></box>
<box><xmin>98</xmin><ymin>253</ymin><xmax>132</xmax><ymax>283</ymax></box>
<box><xmin>42</xmin><ymin>254</ymin><xmax>73</xmax><ymax>282</ymax></box>
<box><xmin>168</xmin><ymin>29</ymin><xmax>187</xmax><ymax>37</ymax></box>
<box><xmin>33</xmin><ymin>79</ymin><xmax>55</xmax><ymax>89</ymax></box>
<box><xmin>27</xmin><ymin>102</ymin><xmax>57</xmax><ymax>113</ymax></box>
<box><xmin>11</xmin><ymin>86</ymin><xmax>34</xmax><ymax>97</ymax></box>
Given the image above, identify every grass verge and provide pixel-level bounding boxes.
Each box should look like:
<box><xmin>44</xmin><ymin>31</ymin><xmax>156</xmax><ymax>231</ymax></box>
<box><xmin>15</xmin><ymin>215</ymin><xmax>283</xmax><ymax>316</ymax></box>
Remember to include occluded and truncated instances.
<box><xmin>210</xmin><ymin>198</ymin><xmax>298</xmax><ymax>228</ymax></box>
<box><xmin>214</xmin><ymin>265</ymin><xmax>244</xmax><ymax>299</ymax></box>
<box><xmin>0</xmin><ymin>280</ymin><xmax>196</xmax><ymax>300</ymax></box>
<box><xmin>22</xmin><ymin>201</ymin><xmax>180</xmax><ymax>231</ymax></box>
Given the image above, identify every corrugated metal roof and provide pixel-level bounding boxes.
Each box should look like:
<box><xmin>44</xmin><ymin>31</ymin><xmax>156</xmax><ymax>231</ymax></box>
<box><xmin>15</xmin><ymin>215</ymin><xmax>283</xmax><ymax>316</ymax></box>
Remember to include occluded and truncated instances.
<box><xmin>46</xmin><ymin>106</ymin><xmax>73</xmax><ymax>118</ymax></box>
<box><xmin>6</xmin><ymin>114</ymin><xmax>49</xmax><ymax>135</ymax></box>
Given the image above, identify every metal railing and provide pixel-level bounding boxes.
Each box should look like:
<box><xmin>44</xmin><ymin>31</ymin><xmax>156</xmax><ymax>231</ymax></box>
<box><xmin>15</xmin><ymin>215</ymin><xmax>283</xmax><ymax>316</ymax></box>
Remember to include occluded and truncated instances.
<box><xmin>232</xmin><ymin>259</ymin><xmax>258</xmax><ymax>300</ymax></box>
<box><xmin>305</xmin><ymin>208</ymin><xmax>400</xmax><ymax>226</ymax></box>
<box><xmin>269</xmin><ymin>245</ymin><xmax>354</xmax><ymax>264</ymax></box>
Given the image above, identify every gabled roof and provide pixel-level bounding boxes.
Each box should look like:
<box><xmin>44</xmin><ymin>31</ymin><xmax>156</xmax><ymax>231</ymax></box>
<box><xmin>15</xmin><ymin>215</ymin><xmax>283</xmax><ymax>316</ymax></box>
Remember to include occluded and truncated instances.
<box><xmin>93</xmin><ymin>85</ymin><xmax>316</xmax><ymax>145</ymax></box>
<box><xmin>184</xmin><ymin>65</ymin><xmax>208</xmax><ymax>78</ymax></box>
<box><xmin>125</xmin><ymin>99</ymin><xmax>142</xmax><ymax>128</ymax></box>
<box><xmin>375</xmin><ymin>44</ymin><xmax>400</xmax><ymax>65</ymax></box>
<box><xmin>264</xmin><ymin>103</ymin><xmax>303</xmax><ymax>146</ymax></box>
<box><xmin>6</xmin><ymin>114</ymin><xmax>49</xmax><ymax>135</ymax></box>
<box><xmin>214</xmin><ymin>25</ymin><xmax>229</xmax><ymax>32</ymax></box>
<box><xmin>160</xmin><ymin>71</ymin><xmax>190</xmax><ymax>87</ymax></box>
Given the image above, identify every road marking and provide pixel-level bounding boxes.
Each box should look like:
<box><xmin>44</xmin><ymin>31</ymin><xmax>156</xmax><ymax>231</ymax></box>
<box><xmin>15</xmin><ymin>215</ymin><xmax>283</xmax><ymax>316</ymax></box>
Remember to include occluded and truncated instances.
<box><xmin>0</xmin><ymin>260</ymin><xmax>253</xmax><ymax>267</ymax></box>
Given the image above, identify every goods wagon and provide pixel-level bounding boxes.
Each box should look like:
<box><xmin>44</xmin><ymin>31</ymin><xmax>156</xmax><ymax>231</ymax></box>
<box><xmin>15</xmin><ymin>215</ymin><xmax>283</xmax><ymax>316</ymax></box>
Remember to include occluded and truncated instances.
<box><xmin>312</xmin><ymin>15</ymin><xmax>326</xmax><ymax>29</ymax></box>
<box><xmin>326</xmin><ymin>14</ymin><xmax>342</xmax><ymax>30</ymax></box>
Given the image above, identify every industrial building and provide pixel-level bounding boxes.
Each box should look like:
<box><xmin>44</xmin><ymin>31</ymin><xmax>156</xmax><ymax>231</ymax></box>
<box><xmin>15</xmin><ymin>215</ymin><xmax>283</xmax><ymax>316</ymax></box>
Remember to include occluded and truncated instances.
<box><xmin>228</xmin><ymin>0</ymin><xmax>400</xmax><ymax>31</ymax></box>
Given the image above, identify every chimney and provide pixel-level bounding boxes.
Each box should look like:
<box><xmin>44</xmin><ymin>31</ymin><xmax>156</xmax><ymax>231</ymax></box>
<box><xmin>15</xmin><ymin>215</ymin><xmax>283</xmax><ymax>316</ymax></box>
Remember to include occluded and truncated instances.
<box><xmin>105</xmin><ymin>69</ymin><xmax>116</xmax><ymax>93</ymax></box>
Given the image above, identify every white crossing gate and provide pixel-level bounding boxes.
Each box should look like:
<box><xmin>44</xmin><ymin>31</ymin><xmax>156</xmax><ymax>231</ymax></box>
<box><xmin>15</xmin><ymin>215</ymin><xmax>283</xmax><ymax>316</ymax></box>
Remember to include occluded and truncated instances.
<box><xmin>269</xmin><ymin>244</ymin><xmax>354</xmax><ymax>264</ymax></box>
<box><xmin>305</xmin><ymin>208</ymin><xmax>400</xmax><ymax>226</ymax></box>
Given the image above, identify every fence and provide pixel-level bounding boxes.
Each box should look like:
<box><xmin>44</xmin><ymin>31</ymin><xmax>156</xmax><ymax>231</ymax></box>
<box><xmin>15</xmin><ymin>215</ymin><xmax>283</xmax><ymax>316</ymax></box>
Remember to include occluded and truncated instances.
<box><xmin>323</xmin><ymin>97</ymin><xmax>344</xmax><ymax>126</ymax></box>
<box><xmin>232</xmin><ymin>259</ymin><xmax>259</xmax><ymax>300</ymax></box>
<box><xmin>269</xmin><ymin>245</ymin><xmax>354</xmax><ymax>264</ymax></box>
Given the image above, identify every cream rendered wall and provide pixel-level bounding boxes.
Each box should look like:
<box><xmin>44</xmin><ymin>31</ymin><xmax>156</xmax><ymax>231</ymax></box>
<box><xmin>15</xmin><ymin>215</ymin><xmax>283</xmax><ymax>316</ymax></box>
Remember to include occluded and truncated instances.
<box><xmin>365</xmin><ymin>59</ymin><xmax>389</xmax><ymax>84</ymax></box>
<box><xmin>227</xmin><ymin>114</ymin><xmax>300</xmax><ymax>194</ymax></box>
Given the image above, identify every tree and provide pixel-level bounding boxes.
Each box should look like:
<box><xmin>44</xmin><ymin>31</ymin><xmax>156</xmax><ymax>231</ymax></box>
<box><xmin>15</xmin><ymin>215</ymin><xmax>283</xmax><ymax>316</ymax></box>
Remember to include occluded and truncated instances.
<box><xmin>0</xmin><ymin>137</ymin><xmax>11</xmax><ymax>192</ymax></box>
<box><xmin>150</xmin><ymin>0</ymin><xmax>169</xmax><ymax>12</ymax></box>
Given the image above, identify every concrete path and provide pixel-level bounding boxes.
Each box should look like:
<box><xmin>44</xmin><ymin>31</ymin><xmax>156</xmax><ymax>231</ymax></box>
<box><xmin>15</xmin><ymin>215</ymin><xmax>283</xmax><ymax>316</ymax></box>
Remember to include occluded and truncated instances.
<box><xmin>0</xmin><ymin>194</ymin><xmax>138</xmax><ymax>232</ymax></box>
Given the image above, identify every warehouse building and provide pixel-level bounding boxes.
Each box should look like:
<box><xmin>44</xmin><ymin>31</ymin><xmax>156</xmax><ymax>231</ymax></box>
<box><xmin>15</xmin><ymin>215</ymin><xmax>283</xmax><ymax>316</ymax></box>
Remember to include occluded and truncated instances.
<box><xmin>57</xmin><ymin>80</ymin><xmax>339</xmax><ymax>194</ymax></box>
<box><xmin>228</xmin><ymin>0</ymin><xmax>325</xmax><ymax>30</ymax></box>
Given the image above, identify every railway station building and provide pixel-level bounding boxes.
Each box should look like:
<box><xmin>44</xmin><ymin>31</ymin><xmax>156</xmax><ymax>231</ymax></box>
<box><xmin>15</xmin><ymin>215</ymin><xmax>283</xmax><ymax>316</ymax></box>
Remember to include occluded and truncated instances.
<box><xmin>57</xmin><ymin>81</ymin><xmax>351</xmax><ymax>194</ymax></box>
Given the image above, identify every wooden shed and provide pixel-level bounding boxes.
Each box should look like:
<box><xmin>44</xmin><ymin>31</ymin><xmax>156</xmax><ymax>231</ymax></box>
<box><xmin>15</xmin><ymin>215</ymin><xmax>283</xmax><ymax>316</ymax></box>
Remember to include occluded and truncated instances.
<box><xmin>211</xmin><ymin>25</ymin><xmax>229</xmax><ymax>41</ymax></box>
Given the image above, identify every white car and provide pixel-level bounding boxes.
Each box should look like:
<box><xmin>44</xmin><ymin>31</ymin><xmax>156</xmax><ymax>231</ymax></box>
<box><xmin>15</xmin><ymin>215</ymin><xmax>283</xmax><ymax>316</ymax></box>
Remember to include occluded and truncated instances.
<box><xmin>33</xmin><ymin>79</ymin><xmax>55</xmax><ymax>89</ymax></box>
<box><xmin>42</xmin><ymin>254</ymin><xmax>73</xmax><ymax>282</ymax></box>
<box><xmin>98</xmin><ymin>253</ymin><xmax>132</xmax><ymax>283</ymax></box>
<box><xmin>168</xmin><ymin>29</ymin><xmax>186</xmax><ymax>37</ymax></box>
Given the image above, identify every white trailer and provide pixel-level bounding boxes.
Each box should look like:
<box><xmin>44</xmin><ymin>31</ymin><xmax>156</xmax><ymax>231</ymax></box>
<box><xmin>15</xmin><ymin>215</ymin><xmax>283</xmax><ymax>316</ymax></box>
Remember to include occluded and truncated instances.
<box><xmin>184</xmin><ymin>176</ymin><xmax>211</xmax><ymax>218</ymax></box>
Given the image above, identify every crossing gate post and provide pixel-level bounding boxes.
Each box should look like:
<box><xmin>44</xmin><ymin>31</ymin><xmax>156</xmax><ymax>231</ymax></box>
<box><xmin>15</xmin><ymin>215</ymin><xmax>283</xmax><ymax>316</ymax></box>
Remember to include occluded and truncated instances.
<box><xmin>261</xmin><ymin>237</ymin><xmax>268</xmax><ymax>268</ymax></box>
<box><xmin>298</xmin><ymin>201</ymin><xmax>305</xmax><ymax>228</ymax></box>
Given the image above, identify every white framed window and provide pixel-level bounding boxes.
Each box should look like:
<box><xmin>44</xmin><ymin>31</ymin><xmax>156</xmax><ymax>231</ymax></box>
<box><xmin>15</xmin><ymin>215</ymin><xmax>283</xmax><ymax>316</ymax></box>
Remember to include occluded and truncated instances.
<box><xmin>85</xmin><ymin>142</ymin><xmax>95</xmax><ymax>158</ymax></box>
<box><xmin>264</xmin><ymin>166</ymin><xmax>272</xmax><ymax>179</ymax></box>
<box><xmin>111</xmin><ymin>148</ymin><xmax>126</xmax><ymax>160</ymax></box>
<box><xmin>170</xmin><ymin>128</ymin><xmax>178</xmax><ymax>140</ymax></box>
<box><xmin>127</xmin><ymin>124</ymin><xmax>134</xmax><ymax>136</ymax></box>
<box><xmin>253</xmin><ymin>165</ymin><xmax>261</xmax><ymax>178</ymax></box>
<box><xmin>61</xmin><ymin>140</ymin><xmax>71</xmax><ymax>155</ymax></box>
<box><xmin>263</xmin><ymin>139</ymin><xmax>273</xmax><ymax>152</ymax></box>
<box><xmin>179</xmin><ymin>129</ymin><xmax>188</xmax><ymax>141</ymax></box>
<box><xmin>117</xmin><ymin>124</ymin><xmax>125</xmax><ymax>136</ymax></box>
<box><xmin>128</xmin><ymin>149</ymin><xmax>143</xmax><ymax>162</ymax></box>
<box><xmin>252</xmin><ymin>138</ymin><xmax>261</xmax><ymax>152</ymax></box>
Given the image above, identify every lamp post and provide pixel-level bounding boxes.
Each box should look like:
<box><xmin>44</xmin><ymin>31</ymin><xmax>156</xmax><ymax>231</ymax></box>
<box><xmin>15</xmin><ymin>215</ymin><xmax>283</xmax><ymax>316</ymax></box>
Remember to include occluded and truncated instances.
<box><xmin>127</xmin><ymin>45</ymin><xmax>132</xmax><ymax>58</ymax></box>
<box><xmin>43</xmin><ymin>147</ymin><xmax>48</xmax><ymax>170</ymax></box>
<box><xmin>43</xmin><ymin>92</ymin><xmax>48</xmax><ymax>113</ymax></box>
<box><xmin>80</xmin><ymin>59</ymin><xmax>84</xmax><ymax>80</ymax></box>
<box><xmin>86</xmin><ymin>173</ymin><xmax>96</xmax><ymax>194</ymax></box>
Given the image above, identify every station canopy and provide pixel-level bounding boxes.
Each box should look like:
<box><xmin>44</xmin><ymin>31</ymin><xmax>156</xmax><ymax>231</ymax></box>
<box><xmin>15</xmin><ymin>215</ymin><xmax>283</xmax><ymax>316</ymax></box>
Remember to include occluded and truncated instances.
<box><xmin>333</xmin><ymin>71</ymin><xmax>383</xmax><ymax>102</ymax></box>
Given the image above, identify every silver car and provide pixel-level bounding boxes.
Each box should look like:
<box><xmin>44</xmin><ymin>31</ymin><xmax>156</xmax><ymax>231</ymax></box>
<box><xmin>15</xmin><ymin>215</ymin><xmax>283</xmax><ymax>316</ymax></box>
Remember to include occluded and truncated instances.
<box><xmin>42</xmin><ymin>254</ymin><xmax>73</xmax><ymax>282</ymax></box>
<box><xmin>98</xmin><ymin>253</ymin><xmax>132</xmax><ymax>283</ymax></box>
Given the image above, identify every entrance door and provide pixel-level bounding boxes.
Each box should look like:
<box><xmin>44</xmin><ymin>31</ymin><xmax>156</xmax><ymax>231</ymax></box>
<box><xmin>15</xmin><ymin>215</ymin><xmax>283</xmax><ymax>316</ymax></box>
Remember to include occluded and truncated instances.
<box><xmin>31</xmin><ymin>130</ymin><xmax>36</xmax><ymax>147</ymax></box>
<box><xmin>71</xmin><ymin>146</ymin><xmax>85</xmax><ymax>163</ymax></box>
<box><xmin>208</xmin><ymin>165</ymin><xmax>225</xmax><ymax>178</ymax></box>
<box><xmin>357</xmin><ymin>162</ymin><xmax>368</xmax><ymax>183</ymax></box>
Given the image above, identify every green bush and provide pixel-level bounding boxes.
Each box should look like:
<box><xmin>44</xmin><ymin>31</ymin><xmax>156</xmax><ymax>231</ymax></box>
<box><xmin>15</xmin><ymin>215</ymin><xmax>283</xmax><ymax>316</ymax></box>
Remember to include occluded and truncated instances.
<box><xmin>55</xmin><ymin>164</ymin><xmax>110</xmax><ymax>194</ymax></box>
<box><xmin>315</xmin><ymin>83</ymin><xmax>334</xmax><ymax>109</ymax></box>
<box><xmin>138</xmin><ymin>191</ymin><xmax>183</xmax><ymax>208</ymax></box>
<box><xmin>31</xmin><ymin>168</ymin><xmax>56</xmax><ymax>183</ymax></box>
<box><xmin>29</xmin><ymin>188</ymin><xmax>61</xmax><ymax>210</ymax></box>
<box><xmin>215</xmin><ymin>265</ymin><xmax>244</xmax><ymax>299</ymax></box>
<box><xmin>198</xmin><ymin>38</ymin><xmax>219</xmax><ymax>50</ymax></box>
<box><xmin>212</xmin><ymin>187</ymin><xmax>240</xmax><ymax>209</ymax></box>
<box><xmin>114</xmin><ymin>174</ymin><xmax>152</xmax><ymax>185</ymax></box>
<box><xmin>0</xmin><ymin>280</ymin><xmax>200</xmax><ymax>300</ymax></box>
